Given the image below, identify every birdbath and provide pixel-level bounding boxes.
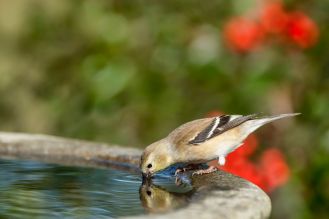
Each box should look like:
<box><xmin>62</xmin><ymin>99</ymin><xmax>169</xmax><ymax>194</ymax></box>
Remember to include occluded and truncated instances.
<box><xmin>0</xmin><ymin>132</ymin><xmax>271</xmax><ymax>219</ymax></box>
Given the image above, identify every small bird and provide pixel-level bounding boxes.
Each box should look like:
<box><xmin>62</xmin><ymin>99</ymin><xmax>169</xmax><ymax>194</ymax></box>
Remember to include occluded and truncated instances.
<box><xmin>140</xmin><ymin>113</ymin><xmax>299</xmax><ymax>177</ymax></box>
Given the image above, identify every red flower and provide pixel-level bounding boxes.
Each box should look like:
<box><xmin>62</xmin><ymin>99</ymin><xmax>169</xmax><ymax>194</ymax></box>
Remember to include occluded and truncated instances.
<box><xmin>285</xmin><ymin>12</ymin><xmax>319</xmax><ymax>48</ymax></box>
<box><xmin>260</xmin><ymin>2</ymin><xmax>289</xmax><ymax>34</ymax></box>
<box><xmin>224</xmin><ymin>17</ymin><xmax>264</xmax><ymax>53</ymax></box>
<box><xmin>223</xmin><ymin>2</ymin><xmax>319</xmax><ymax>50</ymax></box>
<box><xmin>221</xmin><ymin>154</ymin><xmax>268</xmax><ymax>191</ymax></box>
<box><xmin>260</xmin><ymin>148</ymin><xmax>290</xmax><ymax>192</ymax></box>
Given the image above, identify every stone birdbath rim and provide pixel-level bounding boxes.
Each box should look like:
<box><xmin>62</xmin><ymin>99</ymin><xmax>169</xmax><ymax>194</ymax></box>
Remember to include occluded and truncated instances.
<box><xmin>0</xmin><ymin>132</ymin><xmax>271</xmax><ymax>219</ymax></box>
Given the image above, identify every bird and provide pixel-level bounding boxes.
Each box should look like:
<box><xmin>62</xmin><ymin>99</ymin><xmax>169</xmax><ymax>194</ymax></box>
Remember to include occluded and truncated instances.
<box><xmin>140</xmin><ymin>113</ymin><xmax>299</xmax><ymax>177</ymax></box>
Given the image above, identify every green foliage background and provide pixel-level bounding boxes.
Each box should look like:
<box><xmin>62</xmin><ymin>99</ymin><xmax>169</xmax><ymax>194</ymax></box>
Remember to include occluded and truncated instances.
<box><xmin>0</xmin><ymin>0</ymin><xmax>328</xmax><ymax>218</ymax></box>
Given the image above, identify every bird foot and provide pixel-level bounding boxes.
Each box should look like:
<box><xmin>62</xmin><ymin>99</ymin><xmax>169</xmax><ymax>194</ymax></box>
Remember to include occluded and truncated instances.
<box><xmin>175</xmin><ymin>164</ymin><xmax>201</xmax><ymax>176</ymax></box>
<box><xmin>175</xmin><ymin>176</ymin><xmax>182</xmax><ymax>186</ymax></box>
<box><xmin>192</xmin><ymin>166</ymin><xmax>218</xmax><ymax>176</ymax></box>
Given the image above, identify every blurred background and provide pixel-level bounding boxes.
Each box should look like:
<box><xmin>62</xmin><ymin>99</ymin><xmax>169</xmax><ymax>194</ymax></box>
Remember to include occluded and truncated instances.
<box><xmin>0</xmin><ymin>0</ymin><xmax>328</xmax><ymax>218</ymax></box>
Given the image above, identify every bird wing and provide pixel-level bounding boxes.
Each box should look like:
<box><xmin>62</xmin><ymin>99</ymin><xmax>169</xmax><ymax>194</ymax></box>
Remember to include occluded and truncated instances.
<box><xmin>188</xmin><ymin>114</ymin><xmax>257</xmax><ymax>145</ymax></box>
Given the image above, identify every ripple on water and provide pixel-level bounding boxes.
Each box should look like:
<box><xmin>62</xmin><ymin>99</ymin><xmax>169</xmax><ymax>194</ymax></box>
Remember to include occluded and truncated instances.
<box><xmin>0</xmin><ymin>159</ymin><xmax>145</xmax><ymax>218</ymax></box>
<box><xmin>0</xmin><ymin>158</ymin><xmax>195</xmax><ymax>218</ymax></box>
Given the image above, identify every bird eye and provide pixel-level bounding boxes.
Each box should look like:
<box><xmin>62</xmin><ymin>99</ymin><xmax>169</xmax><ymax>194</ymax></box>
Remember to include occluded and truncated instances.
<box><xmin>147</xmin><ymin>163</ymin><xmax>152</xmax><ymax>168</ymax></box>
<box><xmin>146</xmin><ymin>190</ymin><xmax>152</xmax><ymax>196</ymax></box>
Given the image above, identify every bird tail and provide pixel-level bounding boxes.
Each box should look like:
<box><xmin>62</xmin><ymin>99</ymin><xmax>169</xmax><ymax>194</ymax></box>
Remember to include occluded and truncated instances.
<box><xmin>241</xmin><ymin>113</ymin><xmax>300</xmax><ymax>136</ymax></box>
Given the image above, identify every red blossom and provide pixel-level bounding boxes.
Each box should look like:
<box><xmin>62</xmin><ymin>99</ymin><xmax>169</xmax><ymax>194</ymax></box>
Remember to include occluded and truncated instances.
<box><xmin>285</xmin><ymin>12</ymin><xmax>319</xmax><ymax>48</ymax></box>
<box><xmin>220</xmin><ymin>154</ymin><xmax>268</xmax><ymax>191</ymax></box>
<box><xmin>224</xmin><ymin>17</ymin><xmax>264</xmax><ymax>53</ymax></box>
<box><xmin>232</xmin><ymin>159</ymin><xmax>267</xmax><ymax>190</ymax></box>
<box><xmin>260</xmin><ymin>2</ymin><xmax>289</xmax><ymax>34</ymax></box>
<box><xmin>223</xmin><ymin>2</ymin><xmax>319</xmax><ymax>51</ymax></box>
<box><xmin>260</xmin><ymin>148</ymin><xmax>290</xmax><ymax>192</ymax></box>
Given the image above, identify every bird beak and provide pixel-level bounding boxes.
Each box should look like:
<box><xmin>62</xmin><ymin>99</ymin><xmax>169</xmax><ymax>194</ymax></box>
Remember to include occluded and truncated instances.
<box><xmin>141</xmin><ymin>176</ymin><xmax>152</xmax><ymax>188</ymax></box>
<box><xmin>142</xmin><ymin>170</ymin><xmax>153</xmax><ymax>179</ymax></box>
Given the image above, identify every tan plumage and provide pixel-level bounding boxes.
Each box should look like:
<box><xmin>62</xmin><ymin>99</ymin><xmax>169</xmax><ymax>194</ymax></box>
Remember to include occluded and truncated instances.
<box><xmin>140</xmin><ymin>113</ymin><xmax>299</xmax><ymax>176</ymax></box>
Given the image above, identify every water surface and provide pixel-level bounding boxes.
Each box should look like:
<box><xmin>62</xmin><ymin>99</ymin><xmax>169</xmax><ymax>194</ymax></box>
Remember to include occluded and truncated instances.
<box><xmin>0</xmin><ymin>158</ymin><xmax>145</xmax><ymax>218</ymax></box>
<box><xmin>0</xmin><ymin>158</ymin><xmax>194</xmax><ymax>218</ymax></box>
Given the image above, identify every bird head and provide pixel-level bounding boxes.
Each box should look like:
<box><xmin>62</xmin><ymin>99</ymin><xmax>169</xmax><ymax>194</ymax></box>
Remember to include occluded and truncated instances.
<box><xmin>139</xmin><ymin>182</ymin><xmax>186</xmax><ymax>213</ymax></box>
<box><xmin>140</xmin><ymin>139</ymin><xmax>174</xmax><ymax>177</ymax></box>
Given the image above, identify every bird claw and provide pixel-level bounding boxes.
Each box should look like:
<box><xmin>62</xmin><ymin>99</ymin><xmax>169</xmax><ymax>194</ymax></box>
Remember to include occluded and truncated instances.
<box><xmin>174</xmin><ymin>169</ymin><xmax>182</xmax><ymax>176</ymax></box>
<box><xmin>174</xmin><ymin>165</ymin><xmax>195</xmax><ymax>176</ymax></box>
<box><xmin>175</xmin><ymin>176</ymin><xmax>183</xmax><ymax>186</ymax></box>
<box><xmin>192</xmin><ymin>166</ymin><xmax>218</xmax><ymax>176</ymax></box>
<box><xmin>174</xmin><ymin>167</ymin><xmax>188</xmax><ymax>176</ymax></box>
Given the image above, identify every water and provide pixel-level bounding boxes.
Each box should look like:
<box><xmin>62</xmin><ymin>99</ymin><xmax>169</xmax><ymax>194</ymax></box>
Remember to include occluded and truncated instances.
<box><xmin>0</xmin><ymin>158</ymin><xmax>192</xmax><ymax>218</ymax></box>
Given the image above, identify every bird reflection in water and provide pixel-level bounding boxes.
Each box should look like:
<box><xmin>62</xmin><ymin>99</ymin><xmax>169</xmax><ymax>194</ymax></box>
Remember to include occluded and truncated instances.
<box><xmin>139</xmin><ymin>174</ymin><xmax>194</xmax><ymax>213</ymax></box>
